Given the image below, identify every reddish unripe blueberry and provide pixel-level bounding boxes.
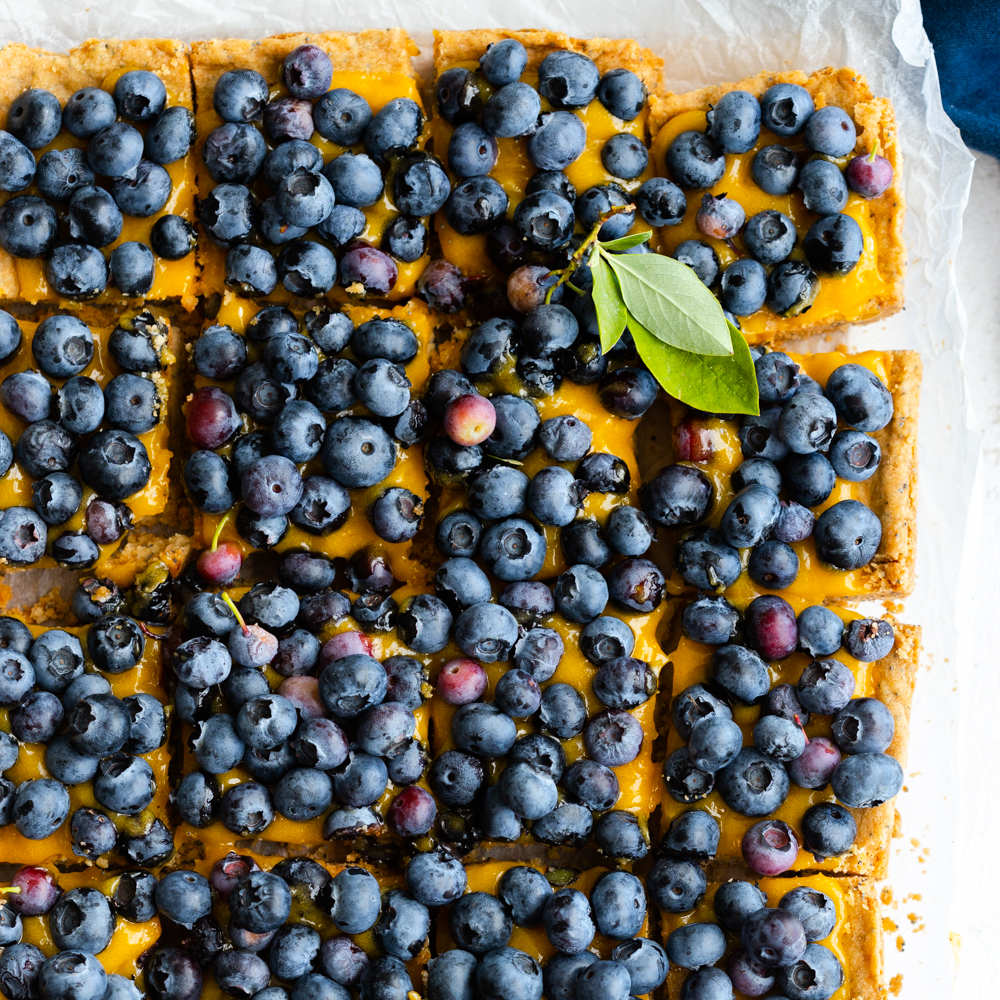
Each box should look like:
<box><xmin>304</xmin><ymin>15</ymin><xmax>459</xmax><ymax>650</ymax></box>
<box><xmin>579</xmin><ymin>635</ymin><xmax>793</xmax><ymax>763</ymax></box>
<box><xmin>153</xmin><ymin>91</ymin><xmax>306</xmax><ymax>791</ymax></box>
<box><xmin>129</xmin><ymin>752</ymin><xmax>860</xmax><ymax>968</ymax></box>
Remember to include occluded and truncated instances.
<box><xmin>320</xmin><ymin>631</ymin><xmax>374</xmax><ymax>668</ymax></box>
<box><xmin>696</xmin><ymin>193</ymin><xmax>746</xmax><ymax>240</ymax></box>
<box><xmin>186</xmin><ymin>385</ymin><xmax>240</xmax><ymax>450</ymax></box>
<box><xmin>386</xmin><ymin>785</ymin><xmax>437</xmax><ymax>837</ymax></box>
<box><xmin>507</xmin><ymin>264</ymin><xmax>559</xmax><ymax>313</ymax></box>
<box><xmin>436</xmin><ymin>658</ymin><xmax>488</xmax><ymax>705</ymax></box>
<box><xmin>444</xmin><ymin>393</ymin><xmax>496</xmax><ymax>447</ymax></box>
<box><xmin>674</xmin><ymin>416</ymin><xmax>714</xmax><ymax>463</ymax></box>
<box><xmin>727</xmin><ymin>951</ymin><xmax>776</xmax><ymax>996</ymax></box>
<box><xmin>8</xmin><ymin>866</ymin><xmax>61</xmax><ymax>915</ymax></box>
<box><xmin>209</xmin><ymin>852</ymin><xmax>260</xmax><ymax>900</ymax></box>
<box><xmin>846</xmin><ymin>152</ymin><xmax>893</xmax><ymax>198</ymax></box>
<box><xmin>742</xmin><ymin>819</ymin><xmax>799</xmax><ymax>875</ymax></box>
<box><xmin>340</xmin><ymin>243</ymin><xmax>398</xmax><ymax>296</ymax></box>
<box><xmin>744</xmin><ymin>594</ymin><xmax>798</xmax><ymax>660</ymax></box>
<box><xmin>787</xmin><ymin>736</ymin><xmax>841</xmax><ymax>790</ymax></box>
<box><xmin>197</xmin><ymin>543</ymin><xmax>242</xmax><ymax>585</ymax></box>
<box><xmin>229</xmin><ymin>623</ymin><xmax>278</xmax><ymax>668</ymax></box>
<box><xmin>278</xmin><ymin>675</ymin><xmax>325</xmax><ymax>719</ymax></box>
<box><xmin>418</xmin><ymin>259</ymin><xmax>465</xmax><ymax>313</ymax></box>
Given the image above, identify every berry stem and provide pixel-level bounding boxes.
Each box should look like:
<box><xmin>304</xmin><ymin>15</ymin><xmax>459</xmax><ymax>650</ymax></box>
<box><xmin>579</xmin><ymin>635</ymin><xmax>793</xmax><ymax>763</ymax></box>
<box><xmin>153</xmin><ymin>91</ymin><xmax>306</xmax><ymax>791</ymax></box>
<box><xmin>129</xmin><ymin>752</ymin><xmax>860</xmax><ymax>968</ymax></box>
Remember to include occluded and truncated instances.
<box><xmin>210</xmin><ymin>514</ymin><xmax>229</xmax><ymax>552</ymax></box>
<box><xmin>868</xmin><ymin>139</ymin><xmax>880</xmax><ymax>164</ymax></box>
<box><xmin>138</xmin><ymin>622</ymin><xmax>167</xmax><ymax>641</ymax></box>
<box><xmin>221</xmin><ymin>592</ymin><xmax>250</xmax><ymax>636</ymax></box>
<box><xmin>544</xmin><ymin>204</ymin><xmax>637</xmax><ymax>304</ymax></box>
<box><xmin>794</xmin><ymin>713</ymin><xmax>810</xmax><ymax>745</ymax></box>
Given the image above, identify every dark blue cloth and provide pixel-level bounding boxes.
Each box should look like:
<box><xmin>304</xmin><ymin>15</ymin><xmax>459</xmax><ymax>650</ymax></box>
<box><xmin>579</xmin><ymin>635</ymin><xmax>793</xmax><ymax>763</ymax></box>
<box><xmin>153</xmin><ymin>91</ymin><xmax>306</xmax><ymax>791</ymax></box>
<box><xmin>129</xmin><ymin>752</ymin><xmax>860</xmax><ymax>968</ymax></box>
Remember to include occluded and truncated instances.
<box><xmin>922</xmin><ymin>0</ymin><xmax>1000</xmax><ymax>157</ymax></box>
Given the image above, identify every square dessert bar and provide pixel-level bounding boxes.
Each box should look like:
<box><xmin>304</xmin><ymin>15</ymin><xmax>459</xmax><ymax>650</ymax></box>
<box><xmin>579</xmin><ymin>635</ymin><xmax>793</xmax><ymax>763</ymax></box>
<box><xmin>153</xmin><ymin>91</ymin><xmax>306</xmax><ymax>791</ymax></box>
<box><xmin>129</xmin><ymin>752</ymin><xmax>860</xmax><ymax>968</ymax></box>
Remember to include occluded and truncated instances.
<box><xmin>648</xmin><ymin>67</ymin><xmax>905</xmax><ymax>343</ymax></box>
<box><xmin>0</xmin><ymin>39</ymin><xmax>197</xmax><ymax>310</ymax></box>
<box><xmin>431</xmin><ymin>29</ymin><xmax>664</xmax><ymax>279</ymax></box>
<box><xmin>191</xmin><ymin>30</ymin><xmax>429</xmax><ymax>305</ymax></box>
<box><xmin>658</xmin><ymin>349</ymin><xmax>920</xmax><ymax>604</ymax></box>
<box><xmin>660</xmin><ymin>874</ymin><xmax>885</xmax><ymax>1000</ymax></box>
<box><xmin>662</xmin><ymin>617</ymin><xmax>919</xmax><ymax>879</ymax></box>
<box><xmin>0</xmin><ymin>309</ymin><xmax>181</xmax><ymax>586</ymax></box>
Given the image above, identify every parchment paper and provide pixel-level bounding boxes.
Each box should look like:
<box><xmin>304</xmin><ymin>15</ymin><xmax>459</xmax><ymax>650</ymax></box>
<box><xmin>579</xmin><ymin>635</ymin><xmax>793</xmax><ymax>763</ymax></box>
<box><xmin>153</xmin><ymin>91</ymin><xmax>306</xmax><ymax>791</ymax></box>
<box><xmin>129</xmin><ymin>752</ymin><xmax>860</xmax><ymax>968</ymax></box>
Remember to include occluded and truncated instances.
<box><xmin>0</xmin><ymin>0</ymin><xmax>979</xmax><ymax>995</ymax></box>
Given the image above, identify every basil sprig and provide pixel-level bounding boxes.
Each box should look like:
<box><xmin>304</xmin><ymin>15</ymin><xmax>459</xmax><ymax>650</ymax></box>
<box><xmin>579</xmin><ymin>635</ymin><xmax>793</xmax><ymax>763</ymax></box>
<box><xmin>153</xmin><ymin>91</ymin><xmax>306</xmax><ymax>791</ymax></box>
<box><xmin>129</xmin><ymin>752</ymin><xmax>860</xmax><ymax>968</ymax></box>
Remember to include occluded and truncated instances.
<box><xmin>547</xmin><ymin>213</ymin><xmax>759</xmax><ymax>415</ymax></box>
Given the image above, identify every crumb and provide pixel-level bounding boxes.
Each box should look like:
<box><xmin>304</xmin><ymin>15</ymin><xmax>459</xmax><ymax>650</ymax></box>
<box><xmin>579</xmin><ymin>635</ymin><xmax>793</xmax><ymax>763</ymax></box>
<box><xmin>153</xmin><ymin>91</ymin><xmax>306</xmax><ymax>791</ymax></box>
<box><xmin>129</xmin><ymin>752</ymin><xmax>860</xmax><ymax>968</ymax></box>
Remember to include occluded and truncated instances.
<box><xmin>889</xmin><ymin>974</ymin><xmax>903</xmax><ymax>995</ymax></box>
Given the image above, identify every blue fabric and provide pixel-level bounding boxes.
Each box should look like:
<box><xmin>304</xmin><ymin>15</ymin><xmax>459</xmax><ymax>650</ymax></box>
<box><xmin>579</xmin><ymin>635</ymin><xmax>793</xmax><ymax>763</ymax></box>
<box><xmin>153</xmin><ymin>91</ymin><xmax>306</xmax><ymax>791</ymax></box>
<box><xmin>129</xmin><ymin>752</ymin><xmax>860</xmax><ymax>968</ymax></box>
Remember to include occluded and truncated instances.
<box><xmin>922</xmin><ymin>0</ymin><xmax>1000</xmax><ymax>157</ymax></box>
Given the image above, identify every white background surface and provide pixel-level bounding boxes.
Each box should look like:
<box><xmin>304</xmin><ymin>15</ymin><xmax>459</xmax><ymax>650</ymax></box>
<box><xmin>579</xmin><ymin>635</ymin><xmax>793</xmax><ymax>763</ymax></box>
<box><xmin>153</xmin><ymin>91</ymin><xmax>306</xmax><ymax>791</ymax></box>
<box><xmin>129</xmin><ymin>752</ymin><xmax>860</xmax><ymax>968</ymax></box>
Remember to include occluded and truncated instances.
<box><xmin>3</xmin><ymin>0</ymin><xmax>995</xmax><ymax>996</ymax></box>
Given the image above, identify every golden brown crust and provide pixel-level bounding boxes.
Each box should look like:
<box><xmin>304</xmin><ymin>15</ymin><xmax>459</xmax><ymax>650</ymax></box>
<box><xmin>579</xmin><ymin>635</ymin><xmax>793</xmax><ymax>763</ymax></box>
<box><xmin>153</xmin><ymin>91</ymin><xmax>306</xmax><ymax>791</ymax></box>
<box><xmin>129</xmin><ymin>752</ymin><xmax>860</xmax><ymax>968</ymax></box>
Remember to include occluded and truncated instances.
<box><xmin>433</xmin><ymin>28</ymin><xmax>663</xmax><ymax>91</ymax></box>
<box><xmin>0</xmin><ymin>39</ymin><xmax>192</xmax><ymax>306</ymax></box>
<box><xmin>650</xmin><ymin>67</ymin><xmax>905</xmax><ymax>343</ymax></box>
<box><xmin>856</xmin><ymin>351</ymin><xmax>920</xmax><ymax>598</ymax></box>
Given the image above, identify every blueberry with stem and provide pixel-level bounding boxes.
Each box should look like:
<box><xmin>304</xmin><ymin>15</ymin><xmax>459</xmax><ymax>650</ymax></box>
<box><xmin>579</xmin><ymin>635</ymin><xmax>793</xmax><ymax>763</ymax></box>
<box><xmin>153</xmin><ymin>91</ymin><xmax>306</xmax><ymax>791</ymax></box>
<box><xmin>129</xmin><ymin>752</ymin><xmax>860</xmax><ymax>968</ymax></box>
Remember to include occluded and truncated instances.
<box><xmin>222</xmin><ymin>592</ymin><xmax>278</xmax><ymax>668</ymax></box>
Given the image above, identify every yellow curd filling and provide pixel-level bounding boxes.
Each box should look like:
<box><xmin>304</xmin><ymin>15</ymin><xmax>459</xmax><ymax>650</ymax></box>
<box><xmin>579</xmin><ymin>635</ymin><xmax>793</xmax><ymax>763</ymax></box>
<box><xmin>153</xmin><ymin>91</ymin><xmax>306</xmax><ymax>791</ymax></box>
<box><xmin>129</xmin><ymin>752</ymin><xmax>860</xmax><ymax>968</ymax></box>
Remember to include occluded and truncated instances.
<box><xmin>665</xmin><ymin>351</ymin><xmax>890</xmax><ymax>606</ymax></box>
<box><xmin>431</xmin><ymin>61</ymin><xmax>654</xmax><ymax>277</ymax></box>
<box><xmin>196</xmin><ymin>71</ymin><xmax>429</xmax><ymax>304</ymax></box>
<box><xmin>0</xmin><ymin>621</ymin><xmax>169</xmax><ymax>865</ymax></box>
<box><xmin>1</xmin><ymin>65</ymin><xmax>197</xmax><ymax>310</ymax></box>
<box><xmin>660</xmin><ymin>873</ymin><xmax>870</xmax><ymax>1000</ymax></box>
<box><xmin>650</xmin><ymin>110</ymin><xmax>890</xmax><ymax>343</ymax></box>
<box><xmin>661</xmin><ymin>605</ymin><xmax>883</xmax><ymax>871</ymax></box>
<box><xmin>192</xmin><ymin>295</ymin><xmax>432</xmax><ymax>587</ymax></box>
<box><xmin>0</xmin><ymin>317</ymin><xmax>173</xmax><ymax>584</ymax></box>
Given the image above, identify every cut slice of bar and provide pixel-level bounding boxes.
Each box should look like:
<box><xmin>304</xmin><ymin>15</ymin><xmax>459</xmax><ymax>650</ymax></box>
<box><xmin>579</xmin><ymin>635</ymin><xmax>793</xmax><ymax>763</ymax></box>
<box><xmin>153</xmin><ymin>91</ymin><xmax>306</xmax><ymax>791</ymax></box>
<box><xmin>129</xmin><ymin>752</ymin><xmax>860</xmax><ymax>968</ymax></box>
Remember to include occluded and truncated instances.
<box><xmin>0</xmin><ymin>308</ymin><xmax>180</xmax><ymax>587</ymax></box>
<box><xmin>431</xmin><ymin>29</ymin><xmax>663</xmax><ymax>280</ymax></box>
<box><xmin>648</xmin><ymin>67</ymin><xmax>905</xmax><ymax>343</ymax></box>
<box><xmin>0</xmin><ymin>39</ymin><xmax>197</xmax><ymax>310</ymax></box>
<box><xmin>186</xmin><ymin>295</ymin><xmax>435</xmax><ymax>588</ymax></box>
<box><xmin>660</xmin><ymin>874</ymin><xmax>884</xmax><ymax>1000</ymax></box>
<box><xmin>661</xmin><ymin>616</ymin><xmax>919</xmax><ymax>878</ymax></box>
<box><xmin>0</xmin><ymin>618</ymin><xmax>172</xmax><ymax>868</ymax></box>
<box><xmin>191</xmin><ymin>30</ymin><xmax>430</xmax><ymax>306</ymax></box>
<box><xmin>654</xmin><ymin>349</ymin><xmax>920</xmax><ymax>603</ymax></box>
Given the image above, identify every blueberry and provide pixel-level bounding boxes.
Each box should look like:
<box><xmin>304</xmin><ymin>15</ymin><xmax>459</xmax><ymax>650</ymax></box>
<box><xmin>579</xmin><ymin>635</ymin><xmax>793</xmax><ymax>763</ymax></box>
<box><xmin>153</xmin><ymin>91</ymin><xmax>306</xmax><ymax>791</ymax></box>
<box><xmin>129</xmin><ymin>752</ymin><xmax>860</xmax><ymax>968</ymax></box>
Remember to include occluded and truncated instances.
<box><xmin>663</xmin><ymin>809</ymin><xmax>721</xmax><ymax>861</ymax></box>
<box><xmin>843</xmin><ymin>617</ymin><xmax>895</xmax><ymax>662</ymax></box>
<box><xmin>648</xmin><ymin>857</ymin><xmax>706</xmax><ymax>913</ymax></box>
<box><xmin>673</xmin><ymin>240</ymin><xmax>720</xmax><ymax>285</ymax></box>
<box><xmin>365</xmin><ymin>97</ymin><xmax>423</xmax><ymax>164</ymax></box>
<box><xmin>798</xmin><ymin>158</ymin><xmax>849</xmax><ymax>214</ymax></box>
<box><xmin>62</xmin><ymin>86</ymin><xmax>117</xmax><ymax>139</ymax></box>
<box><xmin>776</xmin><ymin>944</ymin><xmax>844</xmax><ymax>1000</ymax></box>
<box><xmin>576</xmin><ymin>960</ymin><xmax>631</xmax><ymax>1000</ymax></box>
<box><xmin>110</xmin><ymin>160</ymin><xmax>173</xmax><ymax>217</ymax></box>
<box><xmin>268</xmin><ymin>924</ymin><xmax>322</xmax><ymax>983</ymax></box>
<box><xmin>751</xmin><ymin>143</ymin><xmax>800</xmax><ymax>195</ymax></box>
<box><xmin>753</xmin><ymin>713</ymin><xmax>807</xmax><ymax>761</ymax></box>
<box><xmin>814</xmin><ymin>499</ymin><xmax>882</xmax><ymax>569</ymax></box>
<box><xmin>741</xmin><ymin>906</ymin><xmax>807</xmax><ymax>969</ymax></box>
<box><xmin>273</xmin><ymin>767</ymin><xmax>334</xmax><ymax>821</ymax></box>
<box><xmin>314</xmin><ymin>88</ymin><xmax>373</xmax><ymax>145</ymax></box>
<box><xmin>321</xmin><ymin>417</ymin><xmax>395</xmax><ymax>489</ymax></box>
<box><xmin>445</xmin><ymin>175</ymin><xmax>509</xmax><ymax>234</ymax></box>
<box><xmin>667</xmin><ymin>131</ymin><xmax>726</xmax><ymax>189</ymax></box>
<box><xmin>1</xmin><ymin>370</ymin><xmax>50</xmax><ymax>424</ymax></box>
<box><xmin>322</xmin><ymin>936</ymin><xmax>371</xmax><ymax>990</ymax></box>
<box><xmin>34</xmin><ymin>147</ymin><xmax>92</xmax><ymax>202</ymax></box>
<box><xmin>145</xmin><ymin>949</ymin><xmax>202</xmax><ymax>1000</ymax></box>
<box><xmin>530</xmin><ymin>801</ymin><xmax>590</xmax><ymax>847</ymax></box>
<box><xmin>263</xmin><ymin>96</ymin><xmax>315</xmax><ymax>143</ymax></box>
<box><xmin>39</xmin><ymin>952</ymin><xmax>108</xmax><ymax>1000</ymax></box>
<box><xmin>452</xmin><ymin>702</ymin><xmax>517</xmax><ymax>757</ymax></box>
<box><xmin>524</xmin><ymin>111</ymin><xmax>586</xmax><ymax>173</ymax></box>
<box><xmin>748</xmin><ymin>539</ymin><xmax>800</xmax><ymax>589</ymax></box>
<box><xmin>498</xmin><ymin>761</ymin><xmax>559</xmax><ymax>819</ymax></box>
<box><xmin>429</xmin><ymin>750</ymin><xmax>483</xmax><ymax>806</ymax></box>
<box><xmin>382</xmin><ymin>215</ymin><xmax>427</xmax><ymax>262</ymax></box>
<box><xmin>480</xmin><ymin>39</ymin><xmax>528</xmax><ymax>86</ymax></box>
<box><xmin>396</xmin><ymin>593</ymin><xmax>452</xmax><ymax>653</ymax></box>
<box><xmin>797</xmin><ymin>657</ymin><xmax>856</xmax><ymax>714</ymax></box>
<box><xmin>612</xmin><ymin>939</ymin><xmax>667</xmax><ymax>996</ymax></box>
<box><xmin>743</xmin><ymin>210</ymin><xmax>797</xmax><ymax>264</ymax></box>
<box><xmin>590</xmin><ymin>870</ymin><xmax>646</xmax><ymax>939</ymax></box>
<box><xmin>6</xmin><ymin>88</ymin><xmax>60</xmax><ymax>149</ymax></box>
<box><xmin>804</xmin><ymin>104</ymin><xmax>856</xmax><ymax>157</ymax></box>
<box><xmin>675</xmin><ymin>527</ymin><xmax>740</xmax><ymax>591</ymax></box>
<box><xmin>512</xmin><ymin>190</ymin><xmax>575</xmax><ymax>252</ymax></box>
<box><xmin>151</xmin><ymin>214</ymin><xmax>198</xmax><ymax>262</ymax></box>
<box><xmin>803</xmin><ymin>213</ymin><xmax>864</xmax><ymax>275</ymax></box>
<box><xmin>720</xmin><ymin>258</ymin><xmax>767</xmax><ymax>316</ymax></box>
<box><xmin>567</xmin><ymin>623</ymin><xmax>628</xmax><ymax>677</ymax></box>
<box><xmin>576</xmin><ymin>184</ymin><xmax>635</xmax><ymax>241</ymax></box>
<box><xmin>93</xmin><ymin>752</ymin><xmax>156</xmax><ymax>815</ymax></box>
<box><xmin>203</xmin><ymin>121</ymin><xmax>268</xmax><ymax>184</ymax></box>
<box><xmin>720</xmin><ymin>483</ymin><xmax>780</xmax><ymax>547</ymax></box>
<box><xmin>584</xmin><ymin>708</ymin><xmax>644</xmax><ymax>767</ymax></box>
<box><xmin>732</xmin><ymin>458</ymin><xmax>782</xmax><ymax>496</ymax></box>
<box><xmin>593</xmin><ymin>655</ymin><xmax>655</xmax><ymax>710</ymax></box>
<box><xmin>639</xmin><ymin>464</ymin><xmax>712</xmax><ymax>527</ymax></box>
<box><xmin>353</xmin><ymin>317</ymin><xmax>419</xmax><ymax>364</ymax></box>
<box><xmin>607</xmin><ymin>556</ymin><xmax>665</xmax><ymax>613</ymax></box>
<box><xmin>782</xmin><ymin>452</ymin><xmax>835</xmax><ymax>507</ymax></box>
<box><xmin>483</xmin><ymin>81</ymin><xmax>541</xmax><ymax>138</ymax></box>
<box><xmin>144</xmin><ymin>105</ymin><xmax>195</xmax><ymax>165</ymax></box>
<box><xmin>0</xmin><ymin>507</ymin><xmax>46</xmax><ymax>565</ymax></box>
<box><xmin>480</xmin><ymin>518</ymin><xmax>546</xmax><ymax>581</ymax></box>
<box><xmin>796</xmin><ymin>605</ymin><xmax>843</xmax><ymax>657</ymax></box>
<box><xmin>666</xmin><ymin>922</ymin><xmax>727</xmax><ymax>970</ymax></box>
<box><xmin>280</xmin><ymin>43</ymin><xmax>333</xmax><ymax>100</ymax></box>
<box><xmin>514</xmin><ymin>627</ymin><xmax>563</xmax><ymax>681</ymax></box>
<box><xmin>543</xmin><ymin>887</ymin><xmax>595</xmax><ymax>954</ymax></box>
<box><xmin>779</xmin><ymin>886</ymin><xmax>837</xmax><ymax>944</ymax></box>
<box><xmin>706</xmin><ymin>90</ymin><xmax>761</xmax><ymax>152</ymax></box>
<box><xmin>717</xmin><ymin>748</ymin><xmax>790</xmax><ymax>815</ymax></box>
<box><xmin>829</xmin><ymin>428</ymin><xmax>881</xmax><ymax>482</ymax></box>
<box><xmin>740</xmin><ymin>405</ymin><xmax>788</xmax><ymax>462</ymax></box>
<box><xmin>543</xmin><ymin>953</ymin><xmax>597</xmax><ymax>1000</ymax></box>
<box><xmin>538</xmin><ymin>683</ymin><xmax>588</xmax><ymax>740</ymax></box>
<box><xmin>633</xmin><ymin>177</ymin><xmax>686</xmax><ymax>228</ymax></box>
<box><xmin>766</xmin><ymin>259</ymin><xmax>819</xmax><ymax>317</ymax></box>
<box><xmin>0</xmin><ymin>196</ymin><xmax>58</xmax><ymax>258</ymax></box>
<box><xmin>825</xmin><ymin>363</ymin><xmax>893</xmax><ymax>430</ymax></box>
<box><xmin>802</xmin><ymin>801</ymin><xmax>857</xmax><ymax>859</ymax></box>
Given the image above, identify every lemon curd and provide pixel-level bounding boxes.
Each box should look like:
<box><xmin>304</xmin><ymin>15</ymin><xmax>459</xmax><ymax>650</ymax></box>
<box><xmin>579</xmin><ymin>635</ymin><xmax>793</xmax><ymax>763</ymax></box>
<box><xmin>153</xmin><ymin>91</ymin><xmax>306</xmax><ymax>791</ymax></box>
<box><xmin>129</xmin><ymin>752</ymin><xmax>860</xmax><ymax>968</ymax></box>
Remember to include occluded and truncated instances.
<box><xmin>0</xmin><ymin>317</ymin><xmax>173</xmax><ymax>584</ymax></box>
<box><xmin>431</xmin><ymin>61</ymin><xmax>654</xmax><ymax>277</ymax></box>
<box><xmin>650</xmin><ymin>109</ymin><xmax>890</xmax><ymax>343</ymax></box>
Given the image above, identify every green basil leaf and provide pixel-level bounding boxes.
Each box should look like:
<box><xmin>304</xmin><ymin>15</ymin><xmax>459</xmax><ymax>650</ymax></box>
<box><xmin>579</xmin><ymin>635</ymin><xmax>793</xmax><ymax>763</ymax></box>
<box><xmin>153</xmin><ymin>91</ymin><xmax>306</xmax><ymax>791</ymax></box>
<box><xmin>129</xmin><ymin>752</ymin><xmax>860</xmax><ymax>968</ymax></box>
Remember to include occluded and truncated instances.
<box><xmin>598</xmin><ymin>230</ymin><xmax>653</xmax><ymax>252</ymax></box>
<box><xmin>602</xmin><ymin>250</ymin><xmax>733</xmax><ymax>357</ymax></box>
<box><xmin>630</xmin><ymin>313</ymin><xmax>760</xmax><ymax>415</ymax></box>
<box><xmin>591</xmin><ymin>253</ymin><xmax>627</xmax><ymax>354</ymax></box>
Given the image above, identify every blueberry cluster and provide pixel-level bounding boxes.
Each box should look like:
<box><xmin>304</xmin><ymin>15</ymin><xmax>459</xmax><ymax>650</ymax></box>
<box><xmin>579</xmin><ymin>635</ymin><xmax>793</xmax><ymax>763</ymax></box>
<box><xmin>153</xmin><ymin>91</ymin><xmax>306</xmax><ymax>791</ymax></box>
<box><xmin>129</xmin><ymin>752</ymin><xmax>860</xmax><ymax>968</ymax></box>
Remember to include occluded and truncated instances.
<box><xmin>172</xmin><ymin>571</ymin><xmax>435</xmax><ymax>841</ymax></box>
<box><xmin>660</xmin><ymin>84</ymin><xmax>894</xmax><ymax>319</ymax></box>
<box><xmin>0</xmin><ymin>864</ymin><xmax>158</xmax><ymax>1000</ymax></box>
<box><xmin>184</xmin><ymin>305</ymin><xmax>427</xmax><ymax>557</ymax></box>
<box><xmin>420</xmin><ymin>862</ymin><xmax>668</xmax><ymax>1000</ymax></box>
<box><xmin>0</xmin><ymin>613</ymin><xmax>172</xmax><ymax>864</ymax></box>
<box><xmin>657</xmin><ymin>869</ymin><xmax>845</xmax><ymax>1000</ymax></box>
<box><xmin>644</xmin><ymin>352</ymin><xmax>893</xmax><ymax>592</ymax></box>
<box><xmin>433</xmin><ymin>40</ymin><xmax>667</xmax><ymax>295</ymax></box>
<box><xmin>0</xmin><ymin>309</ymin><xmax>169</xmax><ymax>568</ymax></box>
<box><xmin>0</xmin><ymin>71</ymin><xmax>195</xmax><ymax>298</ymax></box>
<box><xmin>203</xmin><ymin>44</ymin><xmax>446</xmax><ymax>300</ymax></box>
<box><xmin>665</xmin><ymin>593</ymin><xmax>900</xmax><ymax>872</ymax></box>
